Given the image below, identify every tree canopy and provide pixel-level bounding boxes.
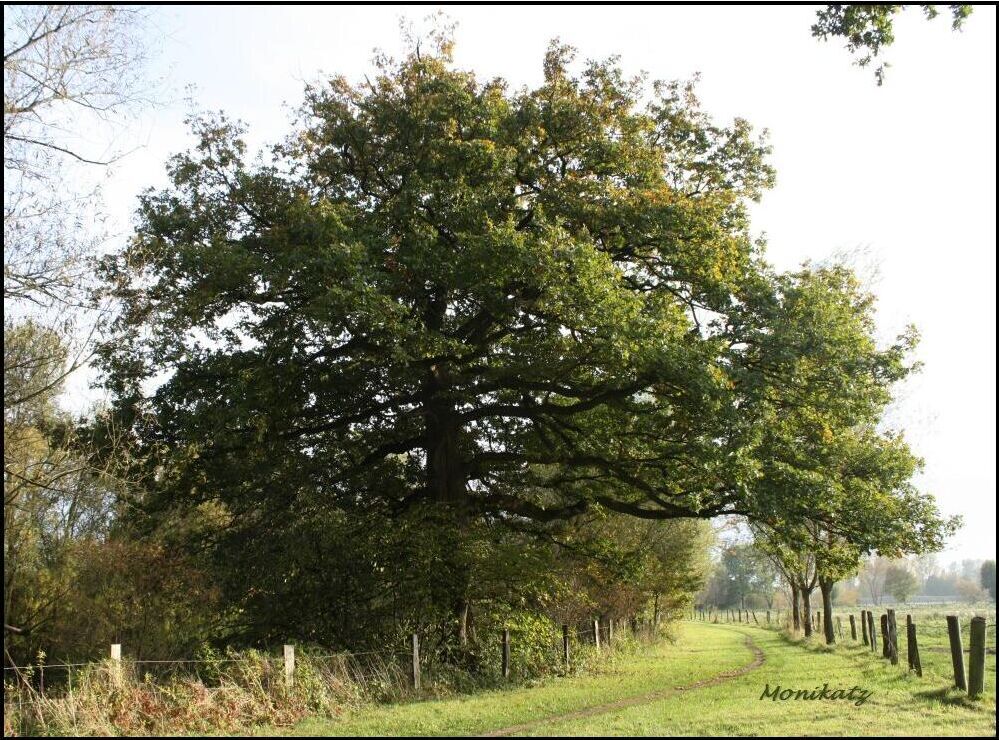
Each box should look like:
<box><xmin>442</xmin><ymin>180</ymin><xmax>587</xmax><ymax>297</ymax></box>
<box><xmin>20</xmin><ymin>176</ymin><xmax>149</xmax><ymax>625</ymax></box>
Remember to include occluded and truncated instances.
<box><xmin>812</xmin><ymin>4</ymin><xmax>974</xmax><ymax>84</ymax></box>
<box><xmin>97</xmin><ymin>35</ymin><xmax>955</xmax><ymax>648</ymax></box>
<box><xmin>101</xmin><ymin>40</ymin><xmax>779</xmax><ymax>530</ymax></box>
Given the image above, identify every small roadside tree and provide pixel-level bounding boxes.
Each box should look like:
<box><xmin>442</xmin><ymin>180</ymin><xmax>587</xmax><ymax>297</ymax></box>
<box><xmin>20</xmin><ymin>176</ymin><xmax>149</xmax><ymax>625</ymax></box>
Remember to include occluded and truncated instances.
<box><xmin>884</xmin><ymin>563</ymin><xmax>918</xmax><ymax>604</ymax></box>
<box><xmin>740</xmin><ymin>265</ymin><xmax>956</xmax><ymax>643</ymax></box>
<box><xmin>955</xmin><ymin>578</ymin><xmax>986</xmax><ymax>604</ymax></box>
<box><xmin>861</xmin><ymin>555</ymin><xmax>891</xmax><ymax>605</ymax></box>
<box><xmin>979</xmin><ymin>560</ymin><xmax>996</xmax><ymax>602</ymax></box>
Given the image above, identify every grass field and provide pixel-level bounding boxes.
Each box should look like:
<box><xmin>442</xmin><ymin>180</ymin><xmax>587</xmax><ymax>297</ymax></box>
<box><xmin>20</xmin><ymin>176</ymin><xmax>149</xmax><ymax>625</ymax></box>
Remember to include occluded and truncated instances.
<box><xmin>265</xmin><ymin>614</ymin><xmax>996</xmax><ymax>737</ymax></box>
<box><xmin>883</xmin><ymin>604</ymin><xmax>996</xmax><ymax>692</ymax></box>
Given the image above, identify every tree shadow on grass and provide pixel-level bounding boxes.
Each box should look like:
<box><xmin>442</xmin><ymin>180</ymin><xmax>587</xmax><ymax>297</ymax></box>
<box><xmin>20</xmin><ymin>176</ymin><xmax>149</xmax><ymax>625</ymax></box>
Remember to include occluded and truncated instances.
<box><xmin>911</xmin><ymin>685</ymin><xmax>993</xmax><ymax>712</ymax></box>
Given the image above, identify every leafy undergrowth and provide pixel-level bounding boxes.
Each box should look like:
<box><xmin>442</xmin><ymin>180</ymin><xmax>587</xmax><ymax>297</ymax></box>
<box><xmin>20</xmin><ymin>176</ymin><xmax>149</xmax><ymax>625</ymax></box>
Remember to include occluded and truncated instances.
<box><xmin>3</xmin><ymin>648</ymin><xmax>403</xmax><ymax>736</ymax></box>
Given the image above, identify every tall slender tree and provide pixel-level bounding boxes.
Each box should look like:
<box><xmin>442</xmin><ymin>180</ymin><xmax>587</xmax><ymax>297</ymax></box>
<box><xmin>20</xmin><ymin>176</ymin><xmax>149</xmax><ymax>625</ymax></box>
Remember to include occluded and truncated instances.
<box><xmin>744</xmin><ymin>266</ymin><xmax>956</xmax><ymax>641</ymax></box>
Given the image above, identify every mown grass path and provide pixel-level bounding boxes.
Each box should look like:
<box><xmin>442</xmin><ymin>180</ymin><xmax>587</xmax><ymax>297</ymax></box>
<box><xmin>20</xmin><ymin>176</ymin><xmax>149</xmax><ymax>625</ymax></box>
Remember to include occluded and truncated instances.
<box><xmin>272</xmin><ymin>621</ymin><xmax>995</xmax><ymax>736</ymax></box>
<box><xmin>276</xmin><ymin>623</ymin><xmax>754</xmax><ymax>737</ymax></box>
<box><xmin>480</xmin><ymin>632</ymin><xmax>765</xmax><ymax>737</ymax></box>
<box><xmin>526</xmin><ymin>624</ymin><xmax>995</xmax><ymax>736</ymax></box>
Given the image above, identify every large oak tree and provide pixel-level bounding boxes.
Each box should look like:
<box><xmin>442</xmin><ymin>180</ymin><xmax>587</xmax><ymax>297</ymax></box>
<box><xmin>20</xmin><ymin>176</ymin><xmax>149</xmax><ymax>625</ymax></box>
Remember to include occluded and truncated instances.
<box><xmin>101</xmin><ymin>41</ymin><xmax>774</xmax><ymax>527</ymax></box>
<box><xmin>97</xmin><ymin>37</ymin><xmax>951</xmax><ymax>645</ymax></box>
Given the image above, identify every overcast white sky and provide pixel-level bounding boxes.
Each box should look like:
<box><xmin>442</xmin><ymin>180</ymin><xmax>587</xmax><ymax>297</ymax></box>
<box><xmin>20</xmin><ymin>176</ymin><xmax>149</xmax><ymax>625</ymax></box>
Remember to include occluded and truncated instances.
<box><xmin>67</xmin><ymin>5</ymin><xmax>996</xmax><ymax>563</ymax></box>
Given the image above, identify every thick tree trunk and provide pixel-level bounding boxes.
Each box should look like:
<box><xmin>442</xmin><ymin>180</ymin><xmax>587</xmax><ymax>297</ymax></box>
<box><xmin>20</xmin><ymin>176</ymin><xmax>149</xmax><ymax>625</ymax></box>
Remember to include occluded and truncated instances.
<box><xmin>819</xmin><ymin>577</ymin><xmax>836</xmax><ymax>644</ymax></box>
<box><xmin>424</xmin><ymin>364</ymin><xmax>473</xmax><ymax>649</ymax></box>
<box><xmin>425</xmin><ymin>395</ymin><xmax>467</xmax><ymax>507</ymax></box>
<box><xmin>791</xmin><ymin>583</ymin><xmax>801</xmax><ymax>632</ymax></box>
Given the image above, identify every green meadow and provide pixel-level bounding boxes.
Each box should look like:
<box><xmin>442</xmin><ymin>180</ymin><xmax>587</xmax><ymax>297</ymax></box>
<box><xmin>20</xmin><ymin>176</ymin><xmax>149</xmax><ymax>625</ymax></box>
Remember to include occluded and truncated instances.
<box><xmin>270</xmin><ymin>618</ymin><xmax>995</xmax><ymax>737</ymax></box>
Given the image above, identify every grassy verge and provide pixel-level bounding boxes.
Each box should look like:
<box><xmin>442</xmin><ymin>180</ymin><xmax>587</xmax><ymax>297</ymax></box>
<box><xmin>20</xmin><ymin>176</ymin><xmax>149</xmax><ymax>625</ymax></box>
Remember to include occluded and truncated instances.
<box><xmin>881</xmin><ymin>605</ymin><xmax>995</xmax><ymax>688</ymax></box>
<box><xmin>7</xmin><ymin>612</ymin><xmax>992</xmax><ymax>736</ymax></box>
<box><xmin>266</xmin><ymin>624</ymin><xmax>752</xmax><ymax>736</ymax></box>
<box><xmin>530</xmin><ymin>624</ymin><xmax>995</xmax><ymax>736</ymax></box>
<box><xmin>275</xmin><ymin>621</ymin><xmax>995</xmax><ymax>737</ymax></box>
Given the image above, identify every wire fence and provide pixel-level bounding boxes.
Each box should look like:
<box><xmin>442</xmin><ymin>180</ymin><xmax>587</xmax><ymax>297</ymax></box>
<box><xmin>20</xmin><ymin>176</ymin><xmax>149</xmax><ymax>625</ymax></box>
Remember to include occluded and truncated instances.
<box><xmin>687</xmin><ymin>605</ymin><xmax>995</xmax><ymax>698</ymax></box>
<box><xmin>2</xmin><ymin>618</ymin><xmax>651</xmax><ymax>701</ymax></box>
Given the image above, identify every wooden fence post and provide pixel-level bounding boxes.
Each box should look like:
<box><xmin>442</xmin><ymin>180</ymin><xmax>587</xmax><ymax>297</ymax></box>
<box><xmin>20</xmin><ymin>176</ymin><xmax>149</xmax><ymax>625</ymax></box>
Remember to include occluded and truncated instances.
<box><xmin>502</xmin><ymin>628</ymin><xmax>511</xmax><ymax>679</ymax></box>
<box><xmin>837</xmin><ymin>616</ymin><xmax>843</xmax><ymax>639</ymax></box>
<box><xmin>860</xmin><ymin>611</ymin><xmax>868</xmax><ymax>645</ymax></box>
<box><xmin>906</xmin><ymin>615</ymin><xmax>922</xmax><ymax>677</ymax></box>
<box><xmin>946</xmin><ymin>615</ymin><xmax>966</xmax><ymax>690</ymax></box>
<box><xmin>766</xmin><ymin>610</ymin><xmax>771</xmax><ymax>625</ymax></box>
<box><xmin>968</xmin><ymin>616</ymin><xmax>986</xmax><ymax>698</ymax></box>
<box><xmin>887</xmin><ymin>609</ymin><xmax>898</xmax><ymax>665</ymax></box>
<box><xmin>880</xmin><ymin>615</ymin><xmax>890</xmax><ymax>659</ymax></box>
<box><xmin>593</xmin><ymin>619</ymin><xmax>601</xmax><ymax>650</ymax></box>
<box><xmin>110</xmin><ymin>643</ymin><xmax>122</xmax><ymax>685</ymax></box>
<box><xmin>905</xmin><ymin>615</ymin><xmax>914</xmax><ymax>670</ymax></box>
<box><xmin>608</xmin><ymin>618</ymin><xmax>614</xmax><ymax>645</ymax></box>
<box><xmin>849</xmin><ymin>614</ymin><xmax>857</xmax><ymax>641</ymax></box>
<box><xmin>283</xmin><ymin>644</ymin><xmax>295</xmax><ymax>689</ymax></box>
<box><xmin>563</xmin><ymin>625</ymin><xmax>570</xmax><ymax>674</ymax></box>
<box><xmin>411</xmin><ymin>633</ymin><xmax>421</xmax><ymax>691</ymax></box>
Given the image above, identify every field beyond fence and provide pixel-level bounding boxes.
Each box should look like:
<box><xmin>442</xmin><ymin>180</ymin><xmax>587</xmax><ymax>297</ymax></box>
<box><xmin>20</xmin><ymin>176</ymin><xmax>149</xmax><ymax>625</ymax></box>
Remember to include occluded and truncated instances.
<box><xmin>692</xmin><ymin>603</ymin><xmax>996</xmax><ymax>698</ymax></box>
